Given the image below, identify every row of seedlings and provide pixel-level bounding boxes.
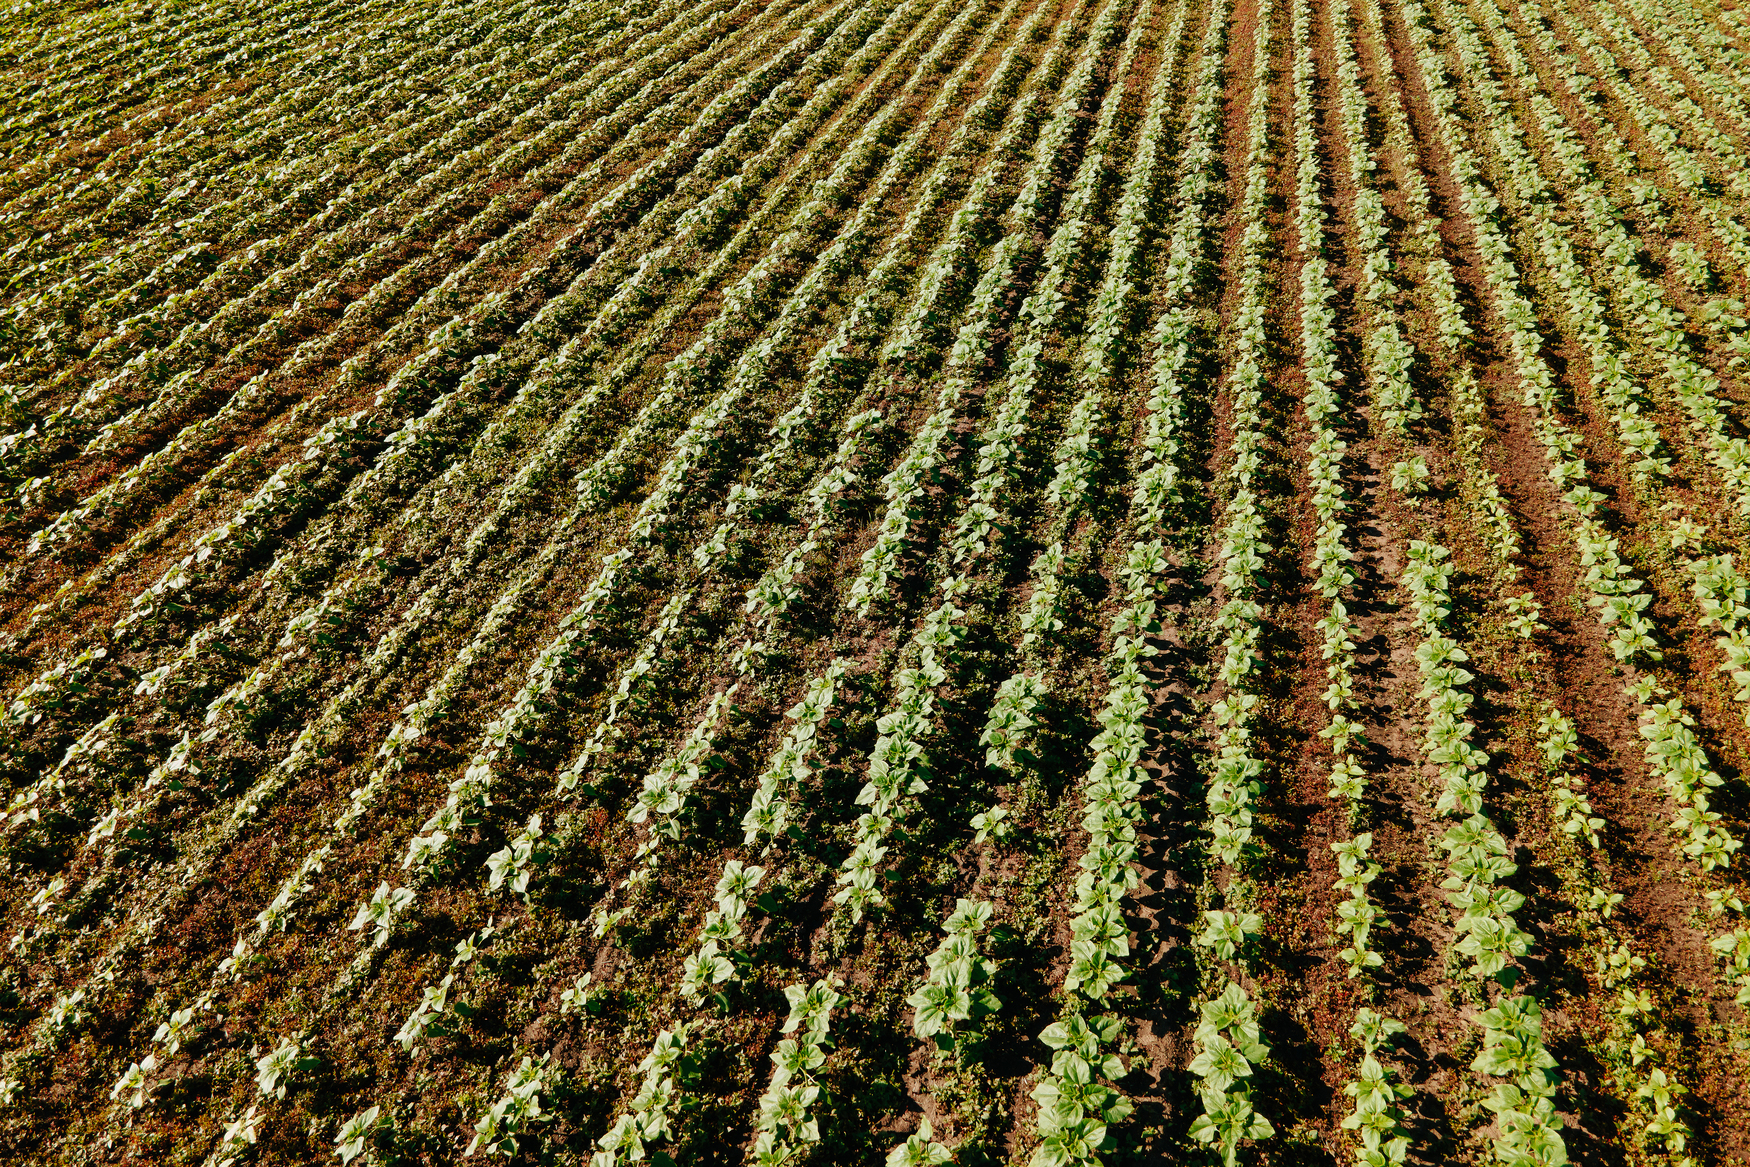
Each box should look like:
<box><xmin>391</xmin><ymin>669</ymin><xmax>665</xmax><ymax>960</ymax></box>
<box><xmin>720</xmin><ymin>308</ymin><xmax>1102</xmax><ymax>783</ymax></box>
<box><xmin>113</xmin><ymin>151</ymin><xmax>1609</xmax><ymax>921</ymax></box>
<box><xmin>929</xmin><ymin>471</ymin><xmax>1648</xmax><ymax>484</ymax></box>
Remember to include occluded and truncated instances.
<box><xmin>1171</xmin><ymin>3</ymin><xmax>1283</xmax><ymax>1165</ymax></box>
<box><xmin>1290</xmin><ymin>10</ymin><xmax>1429</xmax><ymax>1163</ymax></box>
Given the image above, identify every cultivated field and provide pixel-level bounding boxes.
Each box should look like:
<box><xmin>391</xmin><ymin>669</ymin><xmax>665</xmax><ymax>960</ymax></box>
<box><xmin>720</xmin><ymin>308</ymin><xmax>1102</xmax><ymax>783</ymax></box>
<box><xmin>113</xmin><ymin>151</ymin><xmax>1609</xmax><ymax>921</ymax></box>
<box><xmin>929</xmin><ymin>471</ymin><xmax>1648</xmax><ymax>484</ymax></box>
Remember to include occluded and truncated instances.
<box><xmin>3</xmin><ymin>0</ymin><xmax>1750</xmax><ymax>1163</ymax></box>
